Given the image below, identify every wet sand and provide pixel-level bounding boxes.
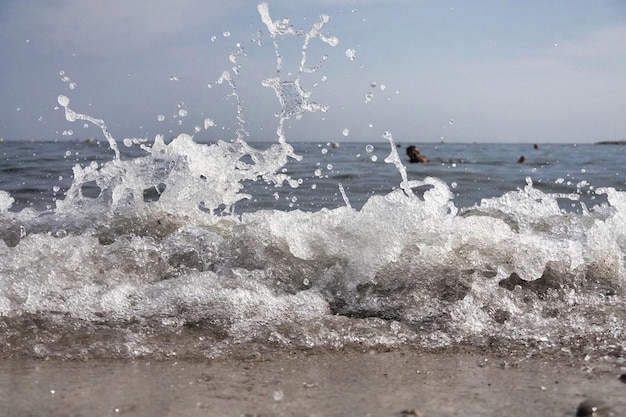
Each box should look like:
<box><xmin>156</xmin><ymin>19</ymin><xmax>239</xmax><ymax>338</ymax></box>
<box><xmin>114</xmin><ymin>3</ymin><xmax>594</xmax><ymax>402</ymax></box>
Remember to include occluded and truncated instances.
<box><xmin>1</xmin><ymin>350</ymin><xmax>624</xmax><ymax>417</ymax></box>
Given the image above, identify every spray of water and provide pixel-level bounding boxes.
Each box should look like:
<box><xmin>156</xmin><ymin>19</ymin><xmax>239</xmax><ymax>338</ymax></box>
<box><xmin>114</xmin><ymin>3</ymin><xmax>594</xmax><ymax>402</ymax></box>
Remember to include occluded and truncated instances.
<box><xmin>0</xmin><ymin>3</ymin><xmax>624</xmax><ymax>361</ymax></box>
<box><xmin>51</xmin><ymin>2</ymin><xmax>353</xmax><ymax>220</ymax></box>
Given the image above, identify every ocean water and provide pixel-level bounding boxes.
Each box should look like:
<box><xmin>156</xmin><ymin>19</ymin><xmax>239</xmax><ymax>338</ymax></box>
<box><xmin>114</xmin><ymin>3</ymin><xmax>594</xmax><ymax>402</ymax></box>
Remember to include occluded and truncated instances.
<box><xmin>1</xmin><ymin>4</ymin><xmax>626</xmax><ymax>361</ymax></box>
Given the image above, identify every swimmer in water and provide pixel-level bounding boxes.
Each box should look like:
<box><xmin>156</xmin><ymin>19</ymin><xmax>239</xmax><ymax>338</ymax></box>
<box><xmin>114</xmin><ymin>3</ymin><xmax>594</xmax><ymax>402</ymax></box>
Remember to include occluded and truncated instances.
<box><xmin>406</xmin><ymin>145</ymin><xmax>429</xmax><ymax>163</ymax></box>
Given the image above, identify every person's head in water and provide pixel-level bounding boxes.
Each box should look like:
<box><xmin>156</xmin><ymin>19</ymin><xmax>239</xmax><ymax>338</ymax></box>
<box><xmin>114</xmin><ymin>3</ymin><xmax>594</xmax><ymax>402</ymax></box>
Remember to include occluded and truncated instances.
<box><xmin>406</xmin><ymin>145</ymin><xmax>428</xmax><ymax>163</ymax></box>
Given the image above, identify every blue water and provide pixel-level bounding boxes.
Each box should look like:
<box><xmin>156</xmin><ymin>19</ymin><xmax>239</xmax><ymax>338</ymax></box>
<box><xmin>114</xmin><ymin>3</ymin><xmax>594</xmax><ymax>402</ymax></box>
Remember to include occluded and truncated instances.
<box><xmin>1</xmin><ymin>140</ymin><xmax>621</xmax><ymax>213</ymax></box>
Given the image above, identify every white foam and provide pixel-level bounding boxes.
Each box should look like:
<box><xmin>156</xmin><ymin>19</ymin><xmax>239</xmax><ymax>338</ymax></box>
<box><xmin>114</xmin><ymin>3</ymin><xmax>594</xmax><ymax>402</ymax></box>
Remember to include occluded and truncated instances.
<box><xmin>0</xmin><ymin>190</ymin><xmax>14</xmax><ymax>212</ymax></box>
<box><xmin>2</xmin><ymin>4</ymin><xmax>625</xmax><ymax>359</ymax></box>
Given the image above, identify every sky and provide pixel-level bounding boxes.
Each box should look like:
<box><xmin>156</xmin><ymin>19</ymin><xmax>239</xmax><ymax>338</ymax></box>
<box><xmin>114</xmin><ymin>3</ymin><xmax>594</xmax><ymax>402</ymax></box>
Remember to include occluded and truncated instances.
<box><xmin>1</xmin><ymin>0</ymin><xmax>625</xmax><ymax>144</ymax></box>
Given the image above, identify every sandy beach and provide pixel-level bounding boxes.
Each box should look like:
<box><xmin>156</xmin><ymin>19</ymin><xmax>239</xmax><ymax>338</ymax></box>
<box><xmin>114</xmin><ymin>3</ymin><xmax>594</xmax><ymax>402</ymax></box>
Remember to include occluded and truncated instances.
<box><xmin>1</xmin><ymin>350</ymin><xmax>624</xmax><ymax>417</ymax></box>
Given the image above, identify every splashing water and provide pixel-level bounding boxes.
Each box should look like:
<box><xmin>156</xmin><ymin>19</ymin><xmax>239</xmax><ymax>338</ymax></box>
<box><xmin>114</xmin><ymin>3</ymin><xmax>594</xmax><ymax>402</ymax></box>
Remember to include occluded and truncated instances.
<box><xmin>0</xmin><ymin>3</ymin><xmax>625</xmax><ymax>361</ymax></box>
<box><xmin>53</xmin><ymin>2</ymin><xmax>334</xmax><ymax>219</ymax></box>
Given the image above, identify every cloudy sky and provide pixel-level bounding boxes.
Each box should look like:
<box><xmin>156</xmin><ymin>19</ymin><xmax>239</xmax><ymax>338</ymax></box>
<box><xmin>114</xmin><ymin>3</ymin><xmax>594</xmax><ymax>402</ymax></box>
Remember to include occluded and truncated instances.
<box><xmin>1</xmin><ymin>0</ymin><xmax>625</xmax><ymax>144</ymax></box>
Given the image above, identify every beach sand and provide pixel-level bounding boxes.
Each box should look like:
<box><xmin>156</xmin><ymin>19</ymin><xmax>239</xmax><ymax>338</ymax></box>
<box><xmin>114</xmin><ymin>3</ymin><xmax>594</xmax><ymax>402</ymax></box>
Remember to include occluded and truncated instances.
<box><xmin>1</xmin><ymin>350</ymin><xmax>624</xmax><ymax>417</ymax></box>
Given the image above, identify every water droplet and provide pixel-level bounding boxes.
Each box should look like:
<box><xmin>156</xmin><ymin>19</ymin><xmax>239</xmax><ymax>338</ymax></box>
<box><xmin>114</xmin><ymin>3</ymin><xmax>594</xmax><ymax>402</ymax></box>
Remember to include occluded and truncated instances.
<box><xmin>451</xmin><ymin>182</ymin><xmax>457</xmax><ymax>189</ymax></box>
<box><xmin>326</xmin><ymin>164</ymin><xmax>333</xmax><ymax>170</ymax></box>
<box><xmin>365</xmin><ymin>93</ymin><xmax>373</xmax><ymax>103</ymax></box>
<box><xmin>157</xmin><ymin>115</ymin><xmax>165</xmax><ymax>122</ymax></box>
<box><xmin>223</xmin><ymin>31</ymin><xmax>231</xmax><ymax>38</ymax></box>
<box><xmin>178</xmin><ymin>109</ymin><xmax>188</xmax><ymax>117</ymax></box>
<box><xmin>345</xmin><ymin>48</ymin><xmax>356</xmax><ymax>60</ymax></box>
<box><xmin>342</xmin><ymin>128</ymin><xmax>349</xmax><ymax>136</ymax></box>
<box><xmin>169</xmin><ymin>76</ymin><xmax>180</xmax><ymax>81</ymax></box>
<box><xmin>365</xmin><ymin>144</ymin><xmax>374</xmax><ymax>153</ymax></box>
<box><xmin>449</xmin><ymin>118</ymin><xmax>454</xmax><ymax>125</ymax></box>
<box><xmin>204</xmin><ymin>118</ymin><xmax>215</xmax><ymax>129</ymax></box>
<box><xmin>321</xmin><ymin>148</ymin><xmax>328</xmax><ymax>155</ymax></box>
<box><xmin>371</xmin><ymin>155</ymin><xmax>378</xmax><ymax>162</ymax></box>
<box><xmin>57</xmin><ymin>95</ymin><xmax>70</xmax><ymax>107</ymax></box>
<box><xmin>370</xmin><ymin>82</ymin><xmax>377</xmax><ymax>88</ymax></box>
<box><xmin>53</xmin><ymin>186</ymin><xmax>60</xmax><ymax>193</ymax></box>
<box><xmin>314</xmin><ymin>169</ymin><xmax>322</xmax><ymax>177</ymax></box>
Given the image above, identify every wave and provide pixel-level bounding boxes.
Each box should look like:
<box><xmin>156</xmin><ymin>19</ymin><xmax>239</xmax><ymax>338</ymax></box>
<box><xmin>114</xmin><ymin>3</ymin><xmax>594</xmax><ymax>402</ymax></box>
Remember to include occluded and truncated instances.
<box><xmin>1</xmin><ymin>3</ymin><xmax>624</xmax><ymax>360</ymax></box>
<box><xmin>0</xmin><ymin>146</ymin><xmax>625</xmax><ymax>359</ymax></box>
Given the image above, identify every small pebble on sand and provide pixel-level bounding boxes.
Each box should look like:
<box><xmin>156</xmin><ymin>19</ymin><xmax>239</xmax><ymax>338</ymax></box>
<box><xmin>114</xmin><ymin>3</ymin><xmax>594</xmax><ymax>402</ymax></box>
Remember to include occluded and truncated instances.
<box><xmin>576</xmin><ymin>398</ymin><xmax>611</xmax><ymax>417</ymax></box>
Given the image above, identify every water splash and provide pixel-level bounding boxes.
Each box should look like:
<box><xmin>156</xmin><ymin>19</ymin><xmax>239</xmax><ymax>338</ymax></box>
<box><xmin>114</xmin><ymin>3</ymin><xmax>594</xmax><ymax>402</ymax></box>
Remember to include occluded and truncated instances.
<box><xmin>57</xmin><ymin>95</ymin><xmax>120</xmax><ymax>159</ymax></box>
<box><xmin>51</xmin><ymin>3</ymin><xmax>350</xmax><ymax>219</ymax></box>
<box><xmin>0</xmin><ymin>3</ymin><xmax>625</xmax><ymax>361</ymax></box>
<box><xmin>383</xmin><ymin>131</ymin><xmax>413</xmax><ymax>198</ymax></box>
<box><xmin>259</xmin><ymin>2</ymin><xmax>335</xmax><ymax>144</ymax></box>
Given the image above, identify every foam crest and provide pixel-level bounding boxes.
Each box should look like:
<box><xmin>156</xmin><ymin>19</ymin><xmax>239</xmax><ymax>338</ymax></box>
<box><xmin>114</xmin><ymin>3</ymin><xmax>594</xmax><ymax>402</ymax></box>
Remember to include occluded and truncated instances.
<box><xmin>0</xmin><ymin>191</ymin><xmax>14</xmax><ymax>213</ymax></box>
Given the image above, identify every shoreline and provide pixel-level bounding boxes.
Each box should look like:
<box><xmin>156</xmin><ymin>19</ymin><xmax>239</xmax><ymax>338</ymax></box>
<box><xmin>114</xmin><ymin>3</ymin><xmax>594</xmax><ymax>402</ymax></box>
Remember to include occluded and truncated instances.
<box><xmin>2</xmin><ymin>349</ymin><xmax>625</xmax><ymax>416</ymax></box>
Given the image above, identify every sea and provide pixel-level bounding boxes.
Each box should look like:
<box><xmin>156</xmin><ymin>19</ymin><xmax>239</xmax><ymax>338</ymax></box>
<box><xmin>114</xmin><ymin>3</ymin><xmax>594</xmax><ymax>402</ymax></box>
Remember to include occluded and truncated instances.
<box><xmin>1</xmin><ymin>3</ymin><xmax>625</xmax><ymax>362</ymax></box>
<box><xmin>1</xmin><ymin>137</ymin><xmax>625</xmax><ymax>361</ymax></box>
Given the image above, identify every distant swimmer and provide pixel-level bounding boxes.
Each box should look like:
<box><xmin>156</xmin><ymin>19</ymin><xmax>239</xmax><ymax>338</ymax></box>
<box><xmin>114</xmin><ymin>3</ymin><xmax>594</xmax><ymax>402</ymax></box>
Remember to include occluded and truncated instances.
<box><xmin>517</xmin><ymin>155</ymin><xmax>525</xmax><ymax>163</ymax></box>
<box><xmin>406</xmin><ymin>145</ymin><xmax>429</xmax><ymax>163</ymax></box>
<box><xmin>533</xmin><ymin>143</ymin><xmax>539</xmax><ymax>149</ymax></box>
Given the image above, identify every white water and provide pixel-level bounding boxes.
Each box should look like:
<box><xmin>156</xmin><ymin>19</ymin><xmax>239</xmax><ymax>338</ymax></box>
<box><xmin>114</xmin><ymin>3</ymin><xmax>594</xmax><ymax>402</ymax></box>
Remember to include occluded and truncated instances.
<box><xmin>0</xmin><ymin>3</ymin><xmax>625</xmax><ymax>360</ymax></box>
